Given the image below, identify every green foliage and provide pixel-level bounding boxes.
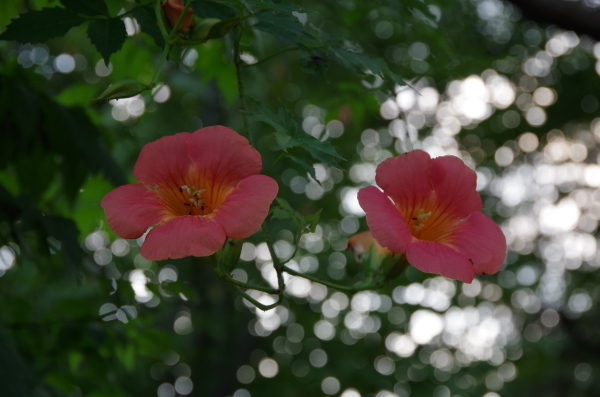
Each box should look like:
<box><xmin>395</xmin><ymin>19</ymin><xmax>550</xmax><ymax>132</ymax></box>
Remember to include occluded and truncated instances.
<box><xmin>0</xmin><ymin>8</ymin><xmax>85</xmax><ymax>43</ymax></box>
<box><xmin>61</xmin><ymin>0</ymin><xmax>109</xmax><ymax>16</ymax></box>
<box><xmin>1</xmin><ymin>0</ymin><xmax>600</xmax><ymax>396</ymax></box>
<box><xmin>87</xmin><ymin>18</ymin><xmax>128</xmax><ymax>65</ymax></box>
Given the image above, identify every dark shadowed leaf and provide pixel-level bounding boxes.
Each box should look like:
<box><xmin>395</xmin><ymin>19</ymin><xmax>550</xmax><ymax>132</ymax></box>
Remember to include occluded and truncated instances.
<box><xmin>0</xmin><ymin>8</ymin><xmax>85</xmax><ymax>43</ymax></box>
<box><xmin>61</xmin><ymin>0</ymin><xmax>109</xmax><ymax>16</ymax></box>
<box><xmin>87</xmin><ymin>18</ymin><xmax>128</xmax><ymax>66</ymax></box>
<box><xmin>130</xmin><ymin>5</ymin><xmax>165</xmax><ymax>47</ymax></box>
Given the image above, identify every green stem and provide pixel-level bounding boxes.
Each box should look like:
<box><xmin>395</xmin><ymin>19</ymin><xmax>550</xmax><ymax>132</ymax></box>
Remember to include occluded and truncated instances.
<box><xmin>281</xmin><ymin>265</ymin><xmax>382</xmax><ymax>292</ymax></box>
<box><xmin>233</xmin><ymin>286</ymin><xmax>282</xmax><ymax>311</ymax></box>
<box><xmin>261</xmin><ymin>224</ymin><xmax>286</xmax><ymax>296</ymax></box>
<box><xmin>233</xmin><ymin>26</ymin><xmax>253</xmax><ymax>146</ymax></box>
<box><xmin>212</xmin><ymin>255</ymin><xmax>278</xmax><ymax>294</ymax></box>
<box><xmin>265</xmin><ymin>152</ymin><xmax>286</xmax><ymax>176</ymax></box>
<box><xmin>150</xmin><ymin>42</ymin><xmax>171</xmax><ymax>88</ymax></box>
<box><xmin>246</xmin><ymin>47</ymin><xmax>299</xmax><ymax>68</ymax></box>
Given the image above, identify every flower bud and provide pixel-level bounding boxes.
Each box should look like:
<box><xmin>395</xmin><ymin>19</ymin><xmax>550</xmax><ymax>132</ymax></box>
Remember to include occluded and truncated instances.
<box><xmin>161</xmin><ymin>0</ymin><xmax>195</xmax><ymax>32</ymax></box>
<box><xmin>95</xmin><ymin>80</ymin><xmax>148</xmax><ymax>100</ymax></box>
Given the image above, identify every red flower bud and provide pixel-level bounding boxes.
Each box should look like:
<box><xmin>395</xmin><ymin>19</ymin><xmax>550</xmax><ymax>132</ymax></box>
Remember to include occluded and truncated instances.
<box><xmin>161</xmin><ymin>0</ymin><xmax>195</xmax><ymax>32</ymax></box>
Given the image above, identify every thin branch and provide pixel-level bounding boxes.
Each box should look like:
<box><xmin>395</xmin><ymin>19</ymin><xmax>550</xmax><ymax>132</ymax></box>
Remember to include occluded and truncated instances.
<box><xmin>246</xmin><ymin>47</ymin><xmax>299</xmax><ymax>68</ymax></box>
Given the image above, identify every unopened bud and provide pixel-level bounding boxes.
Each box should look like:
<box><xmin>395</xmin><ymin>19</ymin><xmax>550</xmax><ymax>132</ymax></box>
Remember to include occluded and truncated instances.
<box><xmin>161</xmin><ymin>0</ymin><xmax>195</xmax><ymax>32</ymax></box>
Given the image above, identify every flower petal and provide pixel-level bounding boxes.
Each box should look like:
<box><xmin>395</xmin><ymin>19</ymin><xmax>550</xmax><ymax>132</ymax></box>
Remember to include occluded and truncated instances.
<box><xmin>134</xmin><ymin>132</ymin><xmax>192</xmax><ymax>188</ymax></box>
<box><xmin>141</xmin><ymin>216</ymin><xmax>226</xmax><ymax>260</ymax></box>
<box><xmin>447</xmin><ymin>212</ymin><xmax>507</xmax><ymax>275</ymax></box>
<box><xmin>407</xmin><ymin>240</ymin><xmax>475</xmax><ymax>283</ymax></box>
<box><xmin>212</xmin><ymin>175</ymin><xmax>279</xmax><ymax>239</ymax></box>
<box><xmin>186</xmin><ymin>126</ymin><xmax>262</xmax><ymax>205</ymax></box>
<box><xmin>429</xmin><ymin>155</ymin><xmax>482</xmax><ymax>219</ymax></box>
<box><xmin>375</xmin><ymin>150</ymin><xmax>433</xmax><ymax>213</ymax></box>
<box><xmin>101</xmin><ymin>184</ymin><xmax>166</xmax><ymax>239</ymax></box>
<box><xmin>358</xmin><ymin>186</ymin><xmax>413</xmax><ymax>254</ymax></box>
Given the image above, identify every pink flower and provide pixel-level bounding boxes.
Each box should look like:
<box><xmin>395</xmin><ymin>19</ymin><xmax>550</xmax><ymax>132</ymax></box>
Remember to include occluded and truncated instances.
<box><xmin>161</xmin><ymin>0</ymin><xmax>195</xmax><ymax>31</ymax></box>
<box><xmin>358</xmin><ymin>150</ymin><xmax>506</xmax><ymax>283</ymax></box>
<box><xmin>101</xmin><ymin>126</ymin><xmax>278</xmax><ymax>260</ymax></box>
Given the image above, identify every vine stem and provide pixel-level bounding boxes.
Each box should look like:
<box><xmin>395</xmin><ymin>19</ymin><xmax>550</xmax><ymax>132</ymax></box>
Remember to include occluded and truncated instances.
<box><xmin>212</xmin><ymin>253</ymin><xmax>279</xmax><ymax>295</ymax></box>
<box><xmin>233</xmin><ymin>26</ymin><xmax>253</xmax><ymax>147</ymax></box>
<box><xmin>150</xmin><ymin>0</ymin><xmax>194</xmax><ymax>88</ymax></box>
<box><xmin>281</xmin><ymin>265</ymin><xmax>382</xmax><ymax>292</ymax></box>
<box><xmin>246</xmin><ymin>47</ymin><xmax>299</xmax><ymax>68</ymax></box>
<box><xmin>265</xmin><ymin>152</ymin><xmax>286</xmax><ymax>176</ymax></box>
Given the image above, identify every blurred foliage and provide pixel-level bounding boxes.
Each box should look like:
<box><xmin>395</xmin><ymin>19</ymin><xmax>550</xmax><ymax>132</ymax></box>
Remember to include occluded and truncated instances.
<box><xmin>1</xmin><ymin>0</ymin><xmax>600</xmax><ymax>397</ymax></box>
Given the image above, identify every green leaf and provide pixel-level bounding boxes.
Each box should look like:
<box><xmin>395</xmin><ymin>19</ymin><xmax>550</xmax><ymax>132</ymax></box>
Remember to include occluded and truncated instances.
<box><xmin>304</xmin><ymin>209</ymin><xmax>321</xmax><ymax>233</ymax></box>
<box><xmin>130</xmin><ymin>6</ymin><xmax>165</xmax><ymax>47</ymax></box>
<box><xmin>41</xmin><ymin>215</ymin><xmax>83</xmax><ymax>267</ymax></box>
<box><xmin>0</xmin><ymin>8</ymin><xmax>85</xmax><ymax>43</ymax></box>
<box><xmin>271</xmin><ymin>207</ymin><xmax>292</xmax><ymax>220</ymax></box>
<box><xmin>253</xmin><ymin>10</ymin><xmax>313</xmax><ymax>50</ymax></box>
<box><xmin>192</xmin><ymin>0</ymin><xmax>236</xmax><ymax>19</ymax></box>
<box><xmin>0</xmin><ymin>0</ymin><xmax>21</xmax><ymax>31</ymax></box>
<box><xmin>259</xmin><ymin>0</ymin><xmax>307</xmax><ymax>13</ymax></box>
<box><xmin>95</xmin><ymin>79</ymin><xmax>148</xmax><ymax>100</ymax></box>
<box><xmin>247</xmin><ymin>97</ymin><xmax>297</xmax><ymax>133</ymax></box>
<box><xmin>60</xmin><ymin>0</ymin><xmax>108</xmax><ymax>16</ymax></box>
<box><xmin>275</xmin><ymin>131</ymin><xmax>301</xmax><ymax>151</ymax></box>
<box><xmin>332</xmin><ymin>47</ymin><xmax>386</xmax><ymax>76</ymax></box>
<box><xmin>289</xmin><ymin>155</ymin><xmax>316</xmax><ymax>181</ymax></box>
<box><xmin>301</xmin><ymin>52</ymin><xmax>329</xmax><ymax>76</ymax></box>
<box><xmin>297</xmin><ymin>135</ymin><xmax>344</xmax><ymax>166</ymax></box>
<box><xmin>87</xmin><ymin>18</ymin><xmax>127</xmax><ymax>66</ymax></box>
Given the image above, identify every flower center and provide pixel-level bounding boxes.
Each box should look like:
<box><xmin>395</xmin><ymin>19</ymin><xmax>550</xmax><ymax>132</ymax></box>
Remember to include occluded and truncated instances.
<box><xmin>410</xmin><ymin>208</ymin><xmax>431</xmax><ymax>231</ymax></box>
<box><xmin>179</xmin><ymin>185</ymin><xmax>212</xmax><ymax>216</ymax></box>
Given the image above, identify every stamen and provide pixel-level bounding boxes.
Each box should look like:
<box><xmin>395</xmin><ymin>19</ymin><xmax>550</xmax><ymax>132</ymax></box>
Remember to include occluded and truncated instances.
<box><xmin>416</xmin><ymin>209</ymin><xmax>432</xmax><ymax>221</ymax></box>
<box><xmin>412</xmin><ymin>223</ymin><xmax>425</xmax><ymax>231</ymax></box>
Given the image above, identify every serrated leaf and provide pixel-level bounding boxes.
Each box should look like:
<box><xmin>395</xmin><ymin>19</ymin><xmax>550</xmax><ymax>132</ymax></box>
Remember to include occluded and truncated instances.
<box><xmin>332</xmin><ymin>47</ymin><xmax>386</xmax><ymax>77</ymax></box>
<box><xmin>259</xmin><ymin>0</ymin><xmax>307</xmax><ymax>13</ymax></box>
<box><xmin>289</xmin><ymin>155</ymin><xmax>316</xmax><ymax>181</ymax></box>
<box><xmin>271</xmin><ymin>207</ymin><xmax>292</xmax><ymax>220</ymax></box>
<box><xmin>61</xmin><ymin>0</ymin><xmax>108</xmax><ymax>16</ymax></box>
<box><xmin>297</xmin><ymin>135</ymin><xmax>344</xmax><ymax>167</ymax></box>
<box><xmin>130</xmin><ymin>6</ymin><xmax>165</xmax><ymax>47</ymax></box>
<box><xmin>192</xmin><ymin>0</ymin><xmax>236</xmax><ymax>19</ymax></box>
<box><xmin>87</xmin><ymin>18</ymin><xmax>127</xmax><ymax>66</ymax></box>
<box><xmin>253</xmin><ymin>10</ymin><xmax>313</xmax><ymax>50</ymax></box>
<box><xmin>0</xmin><ymin>8</ymin><xmax>85</xmax><ymax>43</ymax></box>
<box><xmin>41</xmin><ymin>215</ymin><xmax>83</xmax><ymax>266</ymax></box>
<box><xmin>304</xmin><ymin>209</ymin><xmax>321</xmax><ymax>233</ymax></box>
<box><xmin>275</xmin><ymin>131</ymin><xmax>301</xmax><ymax>151</ymax></box>
<box><xmin>205</xmin><ymin>16</ymin><xmax>240</xmax><ymax>40</ymax></box>
<box><xmin>247</xmin><ymin>97</ymin><xmax>298</xmax><ymax>134</ymax></box>
<box><xmin>301</xmin><ymin>52</ymin><xmax>328</xmax><ymax>76</ymax></box>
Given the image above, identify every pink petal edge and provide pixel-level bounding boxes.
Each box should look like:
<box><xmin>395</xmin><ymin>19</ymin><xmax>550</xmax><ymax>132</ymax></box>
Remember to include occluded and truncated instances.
<box><xmin>134</xmin><ymin>132</ymin><xmax>192</xmax><ymax>188</ymax></box>
<box><xmin>186</xmin><ymin>126</ymin><xmax>263</xmax><ymax>199</ymax></box>
<box><xmin>375</xmin><ymin>150</ymin><xmax>433</xmax><ymax>210</ymax></box>
<box><xmin>141</xmin><ymin>216</ymin><xmax>226</xmax><ymax>260</ymax></box>
<box><xmin>358</xmin><ymin>186</ymin><xmax>413</xmax><ymax>254</ymax></box>
<box><xmin>406</xmin><ymin>240</ymin><xmax>475</xmax><ymax>283</ymax></box>
<box><xmin>429</xmin><ymin>155</ymin><xmax>482</xmax><ymax>219</ymax></box>
<box><xmin>212</xmin><ymin>175</ymin><xmax>279</xmax><ymax>240</ymax></box>
<box><xmin>447</xmin><ymin>212</ymin><xmax>507</xmax><ymax>275</ymax></box>
<box><xmin>101</xmin><ymin>184</ymin><xmax>166</xmax><ymax>239</ymax></box>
